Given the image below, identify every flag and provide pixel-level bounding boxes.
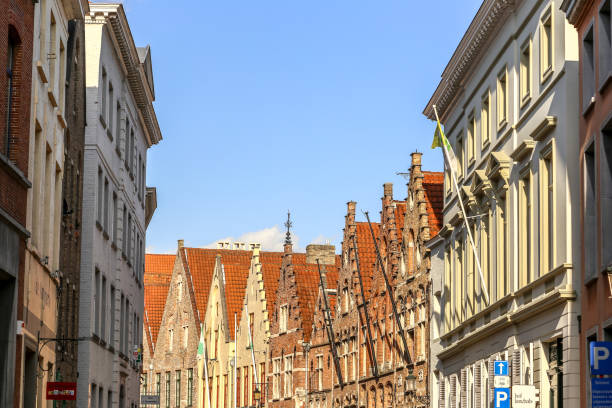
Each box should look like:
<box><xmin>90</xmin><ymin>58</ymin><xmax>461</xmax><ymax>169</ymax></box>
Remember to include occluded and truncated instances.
<box><xmin>431</xmin><ymin>119</ymin><xmax>458</xmax><ymax>174</ymax></box>
<box><xmin>197</xmin><ymin>325</ymin><xmax>204</xmax><ymax>358</ymax></box>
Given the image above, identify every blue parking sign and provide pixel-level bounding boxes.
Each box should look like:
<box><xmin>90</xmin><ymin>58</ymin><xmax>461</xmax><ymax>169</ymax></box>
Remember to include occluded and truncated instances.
<box><xmin>493</xmin><ymin>360</ymin><xmax>508</xmax><ymax>376</ymax></box>
<box><xmin>494</xmin><ymin>388</ymin><xmax>510</xmax><ymax>408</ymax></box>
<box><xmin>591</xmin><ymin>342</ymin><xmax>612</xmax><ymax>375</ymax></box>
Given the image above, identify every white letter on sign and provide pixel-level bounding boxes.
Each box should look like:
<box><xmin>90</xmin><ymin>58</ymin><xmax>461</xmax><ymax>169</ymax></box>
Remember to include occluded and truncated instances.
<box><xmin>497</xmin><ymin>391</ymin><xmax>508</xmax><ymax>408</ymax></box>
<box><xmin>594</xmin><ymin>346</ymin><xmax>610</xmax><ymax>370</ymax></box>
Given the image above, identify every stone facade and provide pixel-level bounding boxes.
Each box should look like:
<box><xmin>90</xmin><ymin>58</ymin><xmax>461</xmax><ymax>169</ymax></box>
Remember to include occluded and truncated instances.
<box><xmin>78</xmin><ymin>4</ymin><xmax>161</xmax><ymax>406</ymax></box>
<box><xmin>425</xmin><ymin>0</ymin><xmax>581</xmax><ymax>406</ymax></box>
<box><xmin>0</xmin><ymin>0</ymin><xmax>34</xmax><ymax>405</ymax></box>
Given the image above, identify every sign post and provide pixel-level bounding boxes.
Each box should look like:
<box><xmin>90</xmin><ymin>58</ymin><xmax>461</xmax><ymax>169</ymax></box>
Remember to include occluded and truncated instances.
<box><xmin>493</xmin><ymin>361</ymin><xmax>510</xmax><ymax>408</ymax></box>
<box><xmin>46</xmin><ymin>382</ymin><xmax>77</xmax><ymax>400</ymax></box>
<box><xmin>590</xmin><ymin>342</ymin><xmax>612</xmax><ymax>408</ymax></box>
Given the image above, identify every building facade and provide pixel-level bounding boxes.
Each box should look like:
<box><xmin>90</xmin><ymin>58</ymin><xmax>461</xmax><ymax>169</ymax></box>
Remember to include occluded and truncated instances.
<box><xmin>78</xmin><ymin>4</ymin><xmax>161</xmax><ymax>406</ymax></box>
<box><xmin>425</xmin><ymin>0</ymin><xmax>581</xmax><ymax>406</ymax></box>
<box><xmin>561</xmin><ymin>0</ymin><xmax>612</xmax><ymax>406</ymax></box>
<box><xmin>56</xmin><ymin>12</ymin><xmax>88</xmax><ymax>399</ymax></box>
<box><xmin>0</xmin><ymin>0</ymin><xmax>35</xmax><ymax>405</ymax></box>
<box><xmin>18</xmin><ymin>0</ymin><xmax>85</xmax><ymax>406</ymax></box>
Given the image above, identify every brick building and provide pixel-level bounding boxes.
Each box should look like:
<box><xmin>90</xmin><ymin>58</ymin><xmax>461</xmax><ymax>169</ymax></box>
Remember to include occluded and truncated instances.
<box><xmin>0</xmin><ymin>0</ymin><xmax>34</xmax><ymax>405</ymax></box>
<box><xmin>267</xmin><ymin>234</ymin><xmax>339</xmax><ymax>408</ymax></box>
<box><xmin>561</xmin><ymin>0</ymin><xmax>612</xmax><ymax>406</ymax></box>
<box><xmin>56</xmin><ymin>10</ymin><xmax>89</xmax><ymax>399</ymax></box>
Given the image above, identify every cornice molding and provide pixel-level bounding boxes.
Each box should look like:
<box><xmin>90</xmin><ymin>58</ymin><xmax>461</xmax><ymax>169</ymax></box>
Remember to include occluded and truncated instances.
<box><xmin>423</xmin><ymin>0</ymin><xmax>516</xmax><ymax>121</ymax></box>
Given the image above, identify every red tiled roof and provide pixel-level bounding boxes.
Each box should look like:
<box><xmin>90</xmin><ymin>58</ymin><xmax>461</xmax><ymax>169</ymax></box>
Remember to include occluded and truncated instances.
<box><xmin>292</xmin><ymin>254</ymin><xmax>341</xmax><ymax>342</ymax></box>
<box><xmin>259</xmin><ymin>252</ymin><xmax>284</xmax><ymax>319</ymax></box>
<box><xmin>355</xmin><ymin>222</ymin><xmax>380</xmax><ymax>295</ymax></box>
<box><xmin>394</xmin><ymin>201</ymin><xmax>407</xmax><ymax>244</ymax></box>
<box><xmin>422</xmin><ymin>171</ymin><xmax>444</xmax><ymax>237</ymax></box>
<box><xmin>144</xmin><ymin>254</ymin><xmax>175</xmax><ymax>351</ymax></box>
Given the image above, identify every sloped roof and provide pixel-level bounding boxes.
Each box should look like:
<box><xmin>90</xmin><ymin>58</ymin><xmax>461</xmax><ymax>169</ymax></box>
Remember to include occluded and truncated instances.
<box><xmin>422</xmin><ymin>171</ymin><xmax>444</xmax><ymax>237</ymax></box>
<box><xmin>292</xmin><ymin>254</ymin><xmax>341</xmax><ymax>342</ymax></box>
<box><xmin>394</xmin><ymin>201</ymin><xmax>407</xmax><ymax>243</ymax></box>
<box><xmin>144</xmin><ymin>254</ymin><xmax>175</xmax><ymax>351</ymax></box>
<box><xmin>217</xmin><ymin>251</ymin><xmax>253</xmax><ymax>340</ymax></box>
<box><xmin>355</xmin><ymin>222</ymin><xmax>380</xmax><ymax>295</ymax></box>
<box><xmin>259</xmin><ymin>252</ymin><xmax>284</xmax><ymax>319</ymax></box>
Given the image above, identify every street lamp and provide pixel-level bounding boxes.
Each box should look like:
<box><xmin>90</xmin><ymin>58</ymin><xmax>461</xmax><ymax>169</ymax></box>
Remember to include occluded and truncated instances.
<box><xmin>254</xmin><ymin>388</ymin><xmax>261</xmax><ymax>407</ymax></box>
<box><xmin>405</xmin><ymin>371</ymin><xmax>416</xmax><ymax>392</ymax></box>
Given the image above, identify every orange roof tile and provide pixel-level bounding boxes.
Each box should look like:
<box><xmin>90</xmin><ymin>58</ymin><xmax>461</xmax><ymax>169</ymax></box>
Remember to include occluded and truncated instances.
<box><xmin>144</xmin><ymin>254</ymin><xmax>175</xmax><ymax>351</ymax></box>
<box><xmin>259</xmin><ymin>252</ymin><xmax>284</xmax><ymax>319</ymax></box>
<box><xmin>394</xmin><ymin>201</ymin><xmax>407</xmax><ymax>244</ymax></box>
<box><xmin>355</xmin><ymin>222</ymin><xmax>380</xmax><ymax>295</ymax></box>
<box><xmin>422</xmin><ymin>171</ymin><xmax>444</xmax><ymax>237</ymax></box>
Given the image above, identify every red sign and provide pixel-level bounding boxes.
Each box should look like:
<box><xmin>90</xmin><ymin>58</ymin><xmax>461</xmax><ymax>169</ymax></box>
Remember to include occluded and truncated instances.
<box><xmin>46</xmin><ymin>382</ymin><xmax>77</xmax><ymax>400</ymax></box>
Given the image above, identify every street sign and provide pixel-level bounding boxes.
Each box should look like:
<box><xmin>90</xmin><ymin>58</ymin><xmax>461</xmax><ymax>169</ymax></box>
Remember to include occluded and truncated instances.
<box><xmin>46</xmin><ymin>382</ymin><xmax>77</xmax><ymax>400</ymax></box>
<box><xmin>591</xmin><ymin>342</ymin><xmax>612</xmax><ymax>375</ymax></box>
<box><xmin>141</xmin><ymin>394</ymin><xmax>160</xmax><ymax>405</ymax></box>
<box><xmin>592</xmin><ymin>377</ymin><xmax>612</xmax><ymax>408</ymax></box>
<box><xmin>494</xmin><ymin>388</ymin><xmax>510</xmax><ymax>408</ymax></box>
<box><xmin>494</xmin><ymin>360</ymin><xmax>508</xmax><ymax>376</ymax></box>
<box><xmin>493</xmin><ymin>375</ymin><xmax>510</xmax><ymax>388</ymax></box>
<box><xmin>512</xmin><ymin>385</ymin><xmax>539</xmax><ymax>408</ymax></box>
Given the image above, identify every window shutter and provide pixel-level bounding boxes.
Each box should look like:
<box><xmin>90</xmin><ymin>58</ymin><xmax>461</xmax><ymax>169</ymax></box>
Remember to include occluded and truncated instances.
<box><xmin>512</xmin><ymin>349</ymin><xmax>521</xmax><ymax>385</ymax></box>
<box><xmin>439</xmin><ymin>377</ymin><xmax>446</xmax><ymax>408</ymax></box>
<box><xmin>461</xmin><ymin>369</ymin><xmax>467</xmax><ymax>408</ymax></box>
<box><xmin>474</xmin><ymin>363</ymin><xmax>481</xmax><ymax>408</ymax></box>
<box><xmin>488</xmin><ymin>359</ymin><xmax>495</xmax><ymax>407</ymax></box>
<box><xmin>450</xmin><ymin>375</ymin><xmax>456</xmax><ymax>408</ymax></box>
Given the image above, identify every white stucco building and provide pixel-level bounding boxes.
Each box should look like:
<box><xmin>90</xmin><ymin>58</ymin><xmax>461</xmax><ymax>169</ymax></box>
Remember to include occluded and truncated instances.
<box><xmin>424</xmin><ymin>0</ymin><xmax>580</xmax><ymax>407</ymax></box>
<box><xmin>78</xmin><ymin>4</ymin><xmax>161</xmax><ymax>407</ymax></box>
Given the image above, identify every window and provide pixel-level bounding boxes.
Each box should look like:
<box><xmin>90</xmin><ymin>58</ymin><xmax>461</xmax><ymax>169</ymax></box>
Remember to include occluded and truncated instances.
<box><xmin>272</xmin><ymin>358</ymin><xmax>281</xmax><ymax>399</ymax></box>
<box><xmin>540</xmin><ymin>150</ymin><xmax>554</xmax><ymax>273</ymax></box>
<box><xmin>187</xmin><ymin>368</ymin><xmax>193</xmax><ymax>406</ymax></box>
<box><xmin>115</xmin><ymin>102</ymin><xmax>121</xmax><ymax>147</ymax></box>
<box><xmin>583</xmin><ymin>26</ymin><xmax>596</xmax><ymax>111</ymax></box>
<box><xmin>480</xmin><ymin>209</ymin><xmax>491</xmax><ymax>307</ymax></box>
<box><xmin>541</xmin><ymin>10</ymin><xmax>553</xmax><ymax>80</ymax></box>
<box><xmin>4</xmin><ymin>35</ymin><xmax>16</xmax><ymax>158</ymax></box>
<box><xmin>107</xmin><ymin>390</ymin><xmax>112</xmax><ymax>408</ymax></box>
<box><xmin>112</xmin><ymin>193</ymin><xmax>118</xmax><ymax>243</ymax></box>
<box><xmin>103</xmin><ymin>178</ymin><xmax>109</xmax><ymax>232</ymax></box>
<box><xmin>585</xmin><ymin>144</ymin><xmax>597</xmax><ymax>281</ymax></box>
<box><xmin>520</xmin><ymin>39</ymin><xmax>531</xmax><ymax>104</ymax></box>
<box><xmin>124</xmin><ymin>117</ymin><xmax>130</xmax><ymax>164</ymax></box>
<box><xmin>97</xmin><ymin>168</ymin><xmax>103</xmax><ymax>223</ymax></box>
<box><xmin>101</xmin><ymin>276</ymin><xmax>107</xmax><ymax>340</ymax></box>
<box><xmin>602</xmin><ymin>123</ymin><xmax>612</xmax><ymax>267</ymax></box>
<box><xmin>342</xmin><ymin>287</ymin><xmax>349</xmax><ymax>313</ymax></box>
<box><xmin>497</xmin><ymin>68</ymin><xmax>507</xmax><ymax>127</ymax></box>
<box><xmin>457</xmin><ymin>135</ymin><xmax>464</xmax><ymax>179</ymax></box>
<box><xmin>481</xmin><ymin>91</ymin><xmax>490</xmax><ymax>147</ymax></box>
<box><xmin>284</xmin><ymin>356</ymin><xmax>293</xmax><ymax>397</ymax></box>
<box><xmin>165</xmin><ymin>372</ymin><xmax>171</xmax><ymax>408</ymax></box>
<box><xmin>108</xmin><ymin>82</ymin><xmax>114</xmax><ymax>135</ymax></box>
<box><xmin>110</xmin><ymin>286</ymin><xmax>115</xmax><ymax>347</ymax></box>
<box><xmin>169</xmin><ymin>329</ymin><xmax>174</xmax><ymax>352</ymax></box>
<box><xmin>175</xmin><ymin>371</ymin><xmax>181</xmax><ymax>407</ymax></box>
<box><xmin>519</xmin><ymin>169</ymin><xmax>532</xmax><ymax>287</ymax></box>
<box><xmin>94</xmin><ymin>269</ymin><xmax>100</xmax><ymax>335</ymax></box>
<box><xmin>279</xmin><ymin>305</ymin><xmax>288</xmax><ymax>332</ymax></box>
<box><xmin>444</xmin><ymin>247</ymin><xmax>451</xmax><ymax>331</ymax></box>
<box><xmin>156</xmin><ymin>373</ymin><xmax>161</xmax><ymax>396</ymax></box>
<box><xmin>49</xmin><ymin>13</ymin><xmax>56</xmax><ymax>87</ymax></box>
<box><xmin>600</xmin><ymin>0</ymin><xmax>611</xmax><ymax>86</ymax></box>
<box><xmin>467</xmin><ymin>113</ymin><xmax>475</xmax><ymax>165</ymax></box>
<box><xmin>497</xmin><ymin>194</ymin><xmax>508</xmax><ymax>298</ymax></box>
<box><xmin>122</xmin><ymin>205</ymin><xmax>127</xmax><ymax>254</ymax></box>
<box><xmin>316</xmin><ymin>355</ymin><xmax>323</xmax><ymax>390</ymax></box>
<box><xmin>101</xmin><ymin>68</ymin><xmax>107</xmax><ymax>123</ymax></box>
<box><xmin>119</xmin><ymin>293</ymin><xmax>125</xmax><ymax>352</ymax></box>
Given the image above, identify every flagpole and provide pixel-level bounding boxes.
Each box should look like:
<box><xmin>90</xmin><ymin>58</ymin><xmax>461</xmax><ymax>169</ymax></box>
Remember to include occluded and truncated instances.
<box><xmin>234</xmin><ymin>313</ymin><xmax>237</xmax><ymax>408</ymax></box>
<box><xmin>433</xmin><ymin>105</ymin><xmax>490</xmax><ymax>305</ymax></box>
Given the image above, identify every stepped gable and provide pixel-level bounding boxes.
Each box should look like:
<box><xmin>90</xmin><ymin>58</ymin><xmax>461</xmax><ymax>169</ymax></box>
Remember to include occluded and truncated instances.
<box><xmin>422</xmin><ymin>171</ymin><xmax>444</xmax><ymax>237</ymax></box>
<box><xmin>216</xmin><ymin>250</ymin><xmax>253</xmax><ymax>340</ymax></box>
<box><xmin>394</xmin><ymin>201</ymin><xmax>407</xmax><ymax>240</ymax></box>
<box><xmin>144</xmin><ymin>254</ymin><xmax>175</xmax><ymax>351</ymax></box>
<box><xmin>259</xmin><ymin>251</ymin><xmax>285</xmax><ymax>318</ymax></box>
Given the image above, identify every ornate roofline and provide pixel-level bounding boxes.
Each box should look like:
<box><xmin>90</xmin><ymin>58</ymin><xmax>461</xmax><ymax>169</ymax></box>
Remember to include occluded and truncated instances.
<box><xmin>86</xmin><ymin>4</ymin><xmax>162</xmax><ymax>147</ymax></box>
<box><xmin>423</xmin><ymin>0</ymin><xmax>516</xmax><ymax>121</ymax></box>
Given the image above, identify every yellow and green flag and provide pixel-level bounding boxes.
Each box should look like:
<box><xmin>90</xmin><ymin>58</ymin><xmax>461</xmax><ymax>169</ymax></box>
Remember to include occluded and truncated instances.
<box><xmin>431</xmin><ymin>119</ymin><xmax>458</xmax><ymax>174</ymax></box>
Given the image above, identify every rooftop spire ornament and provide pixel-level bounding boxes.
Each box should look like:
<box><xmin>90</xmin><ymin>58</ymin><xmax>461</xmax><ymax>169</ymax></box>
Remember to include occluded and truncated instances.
<box><xmin>284</xmin><ymin>210</ymin><xmax>292</xmax><ymax>245</ymax></box>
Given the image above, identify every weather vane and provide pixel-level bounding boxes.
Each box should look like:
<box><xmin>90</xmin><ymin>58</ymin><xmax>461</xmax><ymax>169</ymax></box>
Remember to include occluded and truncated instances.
<box><xmin>284</xmin><ymin>210</ymin><xmax>292</xmax><ymax>245</ymax></box>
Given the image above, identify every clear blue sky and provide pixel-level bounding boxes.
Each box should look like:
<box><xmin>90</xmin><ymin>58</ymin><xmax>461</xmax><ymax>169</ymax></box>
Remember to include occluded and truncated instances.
<box><xmin>123</xmin><ymin>0</ymin><xmax>483</xmax><ymax>253</ymax></box>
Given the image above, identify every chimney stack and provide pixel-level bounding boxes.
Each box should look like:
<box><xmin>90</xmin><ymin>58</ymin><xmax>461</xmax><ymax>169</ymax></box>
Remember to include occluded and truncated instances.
<box><xmin>178</xmin><ymin>239</ymin><xmax>184</xmax><ymax>248</ymax></box>
<box><xmin>383</xmin><ymin>182</ymin><xmax>393</xmax><ymax>198</ymax></box>
<box><xmin>306</xmin><ymin>244</ymin><xmax>336</xmax><ymax>265</ymax></box>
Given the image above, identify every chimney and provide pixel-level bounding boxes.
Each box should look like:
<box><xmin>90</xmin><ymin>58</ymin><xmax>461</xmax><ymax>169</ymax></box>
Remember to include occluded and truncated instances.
<box><xmin>178</xmin><ymin>239</ymin><xmax>184</xmax><ymax>248</ymax></box>
<box><xmin>383</xmin><ymin>182</ymin><xmax>393</xmax><ymax>198</ymax></box>
<box><xmin>306</xmin><ymin>244</ymin><xmax>336</xmax><ymax>265</ymax></box>
<box><xmin>250</xmin><ymin>243</ymin><xmax>261</xmax><ymax>257</ymax></box>
<box><xmin>411</xmin><ymin>151</ymin><xmax>423</xmax><ymax>168</ymax></box>
<box><xmin>234</xmin><ymin>242</ymin><xmax>246</xmax><ymax>250</ymax></box>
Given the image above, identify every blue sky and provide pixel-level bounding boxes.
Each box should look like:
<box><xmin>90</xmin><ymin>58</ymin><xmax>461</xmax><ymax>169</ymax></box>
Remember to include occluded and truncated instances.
<box><xmin>124</xmin><ymin>1</ymin><xmax>483</xmax><ymax>253</ymax></box>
